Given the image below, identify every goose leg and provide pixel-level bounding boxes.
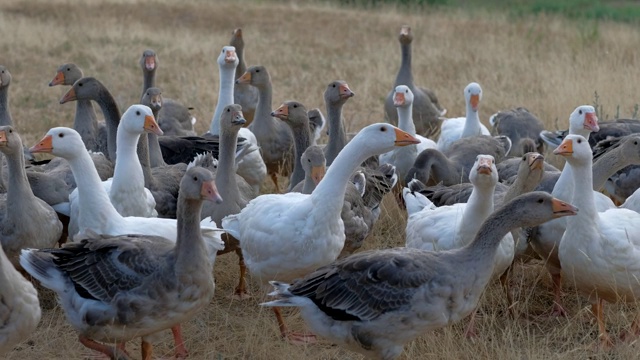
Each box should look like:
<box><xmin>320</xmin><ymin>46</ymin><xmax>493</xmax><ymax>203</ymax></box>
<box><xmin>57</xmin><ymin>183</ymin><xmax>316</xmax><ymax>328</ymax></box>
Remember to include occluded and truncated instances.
<box><xmin>619</xmin><ymin>311</ymin><xmax>640</xmax><ymax>342</ymax></box>
<box><xmin>231</xmin><ymin>249</ymin><xmax>251</xmax><ymax>300</ymax></box>
<box><xmin>171</xmin><ymin>325</ymin><xmax>189</xmax><ymax>359</ymax></box>
<box><xmin>141</xmin><ymin>339</ymin><xmax>153</xmax><ymax>360</ymax></box>
<box><xmin>273</xmin><ymin>307</ymin><xmax>317</xmax><ymax>345</ymax></box>
<box><xmin>463</xmin><ymin>309</ymin><xmax>479</xmax><ymax>338</ymax></box>
<box><xmin>270</xmin><ymin>172</ymin><xmax>281</xmax><ymax>193</ymax></box>
<box><xmin>549</xmin><ymin>273</ymin><xmax>567</xmax><ymax>317</ymax></box>
<box><xmin>592</xmin><ymin>299</ymin><xmax>614</xmax><ymax>349</ymax></box>
<box><xmin>79</xmin><ymin>336</ymin><xmax>130</xmax><ymax>360</ymax></box>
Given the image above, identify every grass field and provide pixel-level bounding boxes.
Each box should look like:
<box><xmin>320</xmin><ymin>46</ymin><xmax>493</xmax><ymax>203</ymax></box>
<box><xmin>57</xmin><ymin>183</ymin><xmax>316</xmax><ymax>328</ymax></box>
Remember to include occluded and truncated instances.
<box><xmin>2</xmin><ymin>0</ymin><xmax>640</xmax><ymax>358</ymax></box>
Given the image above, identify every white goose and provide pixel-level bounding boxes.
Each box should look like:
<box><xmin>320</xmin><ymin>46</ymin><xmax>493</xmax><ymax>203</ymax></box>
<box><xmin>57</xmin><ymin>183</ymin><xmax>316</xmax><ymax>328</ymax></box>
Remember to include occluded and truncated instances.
<box><xmin>556</xmin><ymin>134</ymin><xmax>640</xmax><ymax>348</ymax></box>
<box><xmin>222</xmin><ymin>123</ymin><xmax>419</xmax><ymax>342</ymax></box>
<box><xmin>0</xmin><ymin>243</ymin><xmax>40</xmax><ymax>355</ymax></box>
<box><xmin>29</xmin><ymin>127</ymin><xmax>224</xmax><ymax>261</ymax></box>
<box><xmin>207</xmin><ymin>45</ymin><xmax>266</xmax><ymax>194</ymax></box>
<box><xmin>380</xmin><ymin>85</ymin><xmax>436</xmax><ymax>181</ymax></box>
<box><xmin>437</xmin><ymin>82</ymin><xmax>490</xmax><ymax>153</ymax></box>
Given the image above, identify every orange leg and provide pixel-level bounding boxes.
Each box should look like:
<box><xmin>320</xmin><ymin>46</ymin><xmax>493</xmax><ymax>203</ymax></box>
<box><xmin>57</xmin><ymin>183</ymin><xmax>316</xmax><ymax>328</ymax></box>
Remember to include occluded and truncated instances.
<box><xmin>79</xmin><ymin>336</ymin><xmax>129</xmax><ymax>360</ymax></box>
<box><xmin>592</xmin><ymin>299</ymin><xmax>614</xmax><ymax>349</ymax></box>
<box><xmin>270</xmin><ymin>172</ymin><xmax>281</xmax><ymax>193</ymax></box>
<box><xmin>620</xmin><ymin>312</ymin><xmax>640</xmax><ymax>342</ymax></box>
<box><xmin>231</xmin><ymin>249</ymin><xmax>251</xmax><ymax>300</ymax></box>
<box><xmin>171</xmin><ymin>325</ymin><xmax>189</xmax><ymax>359</ymax></box>
<box><xmin>272</xmin><ymin>307</ymin><xmax>317</xmax><ymax>345</ymax></box>
<box><xmin>549</xmin><ymin>273</ymin><xmax>567</xmax><ymax>317</ymax></box>
<box><xmin>464</xmin><ymin>309</ymin><xmax>479</xmax><ymax>338</ymax></box>
<box><xmin>141</xmin><ymin>339</ymin><xmax>153</xmax><ymax>360</ymax></box>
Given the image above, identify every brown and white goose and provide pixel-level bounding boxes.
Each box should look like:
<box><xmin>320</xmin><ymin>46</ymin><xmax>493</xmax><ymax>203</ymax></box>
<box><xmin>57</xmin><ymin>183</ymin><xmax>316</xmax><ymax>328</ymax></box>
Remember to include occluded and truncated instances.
<box><xmin>262</xmin><ymin>192</ymin><xmax>576</xmax><ymax>359</ymax></box>
<box><xmin>229</xmin><ymin>28</ymin><xmax>259</xmax><ymax>125</ymax></box>
<box><xmin>383</xmin><ymin>25</ymin><xmax>446</xmax><ymax>139</ymax></box>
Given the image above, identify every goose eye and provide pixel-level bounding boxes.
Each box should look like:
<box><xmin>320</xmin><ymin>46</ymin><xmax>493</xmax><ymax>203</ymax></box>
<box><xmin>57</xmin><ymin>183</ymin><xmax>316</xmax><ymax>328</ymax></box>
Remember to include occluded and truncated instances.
<box><xmin>405</xmin><ymin>90</ymin><xmax>409</xmax><ymax>93</ymax></box>
<box><xmin>332</xmin><ymin>84</ymin><xmax>336</xmax><ymax>88</ymax></box>
<box><xmin>8</xmin><ymin>129</ymin><xmax>12</xmax><ymax>133</ymax></box>
<box><xmin>78</xmin><ymin>83</ymin><xmax>83</xmax><ymax>87</ymax></box>
<box><xmin>307</xmin><ymin>158</ymin><xmax>311</xmax><ymax>162</ymax></box>
<box><xmin>227</xmin><ymin>108</ymin><xmax>230</xmax><ymax>112</ymax></box>
<box><xmin>380</xmin><ymin>126</ymin><xmax>387</xmax><ymax>132</ymax></box>
<box><xmin>136</xmin><ymin>111</ymin><xmax>140</xmax><ymax>116</ymax></box>
<box><xmin>522</xmin><ymin>155</ymin><xmax>526</xmax><ymax>161</ymax></box>
<box><xmin>66</xmin><ymin>68</ymin><xmax>70</xmax><ymax>71</ymax></box>
<box><xmin>193</xmin><ymin>176</ymin><xmax>198</xmax><ymax>181</ymax></box>
<box><xmin>537</xmin><ymin>198</ymin><xmax>544</xmax><ymax>204</ymax></box>
<box><xmin>579</xmin><ymin>110</ymin><xmax>582</xmax><ymax>115</ymax></box>
<box><xmin>635</xmin><ymin>141</ymin><xmax>638</xmax><ymax>145</ymax></box>
<box><xmin>293</xmin><ymin>104</ymin><xmax>297</xmax><ymax>108</ymax></box>
<box><xmin>59</xmin><ymin>133</ymin><xmax>64</xmax><ymax>138</ymax></box>
<box><xmin>255</xmin><ymin>69</ymin><xmax>260</xmax><ymax>73</ymax></box>
<box><xmin>577</xmin><ymin>139</ymin><xmax>582</xmax><ymax>144</ymax></box>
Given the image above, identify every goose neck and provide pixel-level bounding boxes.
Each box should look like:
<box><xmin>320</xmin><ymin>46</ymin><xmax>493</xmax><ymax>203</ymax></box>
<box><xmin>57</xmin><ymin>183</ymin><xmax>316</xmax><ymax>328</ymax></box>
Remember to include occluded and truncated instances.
<box><xmin>93</xmin><ymin>87</ymin><xmax>121</xmax><ymax>162</ymax></box>
<box><xmin>73</xmin><ymin>100</ymin><xmax>99</xmax><ymax>141</ymax></box>
<box><xmin>288</xmin><ymin>123</ymin><xmax>311</xmax><ymax>190</ymax></box>
<box><xmin>396</xmin><ymin>43</ymin><xmax>413</xmax><ymax>86</ymax></box>
<box><xmin>397</xmin><ymin>104</ymin><xmax>416</xmax><ymax>135</ymax></box>
<box><xmin>463</xmin><ymin>200</ymin><xmax>524</xmax><ymax>260</ymax></box>
<box><xmin>567</xmin><ymin>160</ymin><xmax>598</xmax><ymax>220</ymax></box>
<box><xmin>175</xmin><ymin>197</ymin><xmax>209</xmax><ymax>270</ymax></box>
<box><xmin>216</xmin><ymin>130</ymin><xmax>241</xmax><ymax>202</ymax></box>
<box><xmin>210</xmin><ymin>65</ymin><xmax>236</xmax><ymax>135</ymax></box>
<box><xmin>250</xmin><ymin>82</ymin><xmax>274</xmax><ymax>134</ymax></box>
<box><xmin>461</xmin><ymin>107</ymin><xmax>481</xmax><ymax>138</ymax></box>
<box><xmin>592</xmin><ymin>149</ymin><xmax>627</xmax><ymax>191</ymax></box>
<box><xmin>5</xmin><ymin>147</ymin><xmax>35</xmax><ymax>216</ymax></box>
<box><xmin>137</xmin><ymin>133</ymin><xmax>154</xmax><ymax>188</ymax></box>
<box><xmin>142</xmin><ymin>70</ymin><xmax>155</xmax><ymax>101</ymax></box>
<box><xmin>325</xmin><ymin>101</ymin><xmax>348</xmax><ymax>166</ymax></box>
<box><xmin>235</xmin><ymin>46</ymin><xmax>247</xmax><ymax>78</ymax></box>
<box><xmin>552</xmin><ymin>163</ymin><xmax>574</xmax><ymax>201</ymax></box>
<box><xmin>114</xmin><ymin>129</ymin><xmax>143</xmax><ymax>183</ymax></box>
<box><xmin>0</xmin><ymin>86</ymin><xmax>10</xmax><ymax>126</ymax></box>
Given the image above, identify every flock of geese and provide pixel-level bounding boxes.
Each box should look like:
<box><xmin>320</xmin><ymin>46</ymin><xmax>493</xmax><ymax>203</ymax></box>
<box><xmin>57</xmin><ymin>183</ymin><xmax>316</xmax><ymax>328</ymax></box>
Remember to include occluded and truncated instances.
<box><xmin>2</xmin><ymin>24</ymin><xmax>640</xmax><ymax>360</ymax></box>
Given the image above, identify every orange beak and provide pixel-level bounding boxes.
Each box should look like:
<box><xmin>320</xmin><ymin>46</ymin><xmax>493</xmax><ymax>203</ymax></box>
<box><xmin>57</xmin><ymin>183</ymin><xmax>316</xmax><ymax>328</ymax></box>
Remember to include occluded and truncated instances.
<box><xmin>477</xmin><ymin>157</ymin><xmax>493</xmax><ymax>175</ymax></box>
<box><xmin>145</xmin><ymin>56</ymin><xmax>156</xmax><ymax>71</ymax></box>
<box><xmin>30</xmin><ymin>134</ymin><xmax>54</xmax><ymax>153</ymax></box>
<box><xmin>311</xmin><ymin>165</ymin><xmax>325</xmax><ymax>186</ymax></box>
<box><xmin>551</xmin><ymin>198</ymin><xmax>578</xmax><ymax>218</ymax></box>
<box><xmin>60</xmin><ymin>87</ymin><xmax>77</xmax><ymax>104</ymax></box>
<box><xmin>143</xmin><ymin>115</ymin><xmax>164</xmax><ymax>136</ymax></box>
<box><xmin>271</xmin><ymin>103</ymin><xmax>289</xmax><ymax>120</ymax></box>
<box><xmin>584</xmin><ymin>112</ymin><xmax>599</xmax><ymax>132</ymax></box>
<box><xmin>528</xmin><ymin>153</ymin><xmax>544</xmax><ymax>170</ymax></box>
<box><xmin>469</xmin><ymin>94</ymin><xmax>480</xmax><ymax>111</ymax></box>
<box><xmin>553</xmin><ymin>138</ymin><xmax>573</xmax><ymax>156</ymax></box>
<box><xmin>0</xmin><ymin>130</ymin><xmax>7</xmax><ymax>146</ymax></box>
<box><xmin>49</xmin><ymin>71</ymin><xmax>65</xmax><ymax>86</ymax></box>
<box><xmin>201</xmin><ymin>180</ymin><xmax>223</xmax><ymax>204</ymax></box>
<box><xmin>394</xmin><ymin>127</ymin><xmax>420</xmax><ymax>146</ymax></box>
<box><xmin>339</xmin><ymin>83</ymin><xmax>355</xmax><ymax>99</ymax></box>
<box><xmin>225</xmin><ymin>50</ymin><xmax>237</xmax><ymax>63</ymax></box>
<box><xmin>236</xmin><ymin>71</ymin><xmax>251</xmax><ymax>84</ymax></box>
<box><xmin>393</xmin><ymin>92</ymin><xmax>405</xmax><ymax>106</ymax></box>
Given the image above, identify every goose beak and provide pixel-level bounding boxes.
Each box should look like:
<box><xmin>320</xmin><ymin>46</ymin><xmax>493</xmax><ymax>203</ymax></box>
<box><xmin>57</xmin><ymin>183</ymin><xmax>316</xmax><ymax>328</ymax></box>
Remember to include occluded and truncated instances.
<box><xmin>201</xmin><ymin>180</ymin><xmax>223</xmax><ymax>204</ymax></box>
<box><xmin>584</xmin><ymin>112</ymin><xmax>599</xmax><ymax>132</ymax></box>
<box><xmin>393</xmin><ymin>92</ymin><xmax>405</xmax><ymax>106</ymax></box>
<box><xmin>553</xmin><ymin>139</ymin><xmax>573</xmax><ymax>156</ymax></box>
<box><xmin>49</xmin><ymin>71</ymin><xmax>65</xmax><ymax>86</ymax></box>
<box><xmin>311</xmin><ymin>165</ymin><xmax>326</xmax><ymax>185</ymax></box>
<box><xmin>232</xmin><ymin>112</ymin><xmax>246</xmax><ymax>126</ymax></box>
<box><xmin>236</xmin><ymin>71</ymin><xmax>251</xmax><ymax>84</ymax></box>
<box><xmin>145</xmin><ymin>56</ymin><xmax>156</xmax><ymax>71</ymax></box>
<box><xmin>394</xmin><ymin>127</ymin><xmax>420</xmax><ymax>146</ymax></box>
<box><xmin>150</xmin><ymin>93</ymin><xmax>162</xmax><ymax>109</ymax></box>
<box><xmin>0</xmin><ymin>130</ymin><xmax>7</xmax><ymax>147</ymax></box>
<box><xmin>225</xmin><ymin>50</ymin><xmax>237</xmax><ymax>63</ymax></box>
<box><xmin>339</xmin><ymin>83</ymin><xmax>355</xmax><ymax>99</ymax></box>
<box><xmin>233</xmin><ymin>28</ymin><xmax>243</xmax><ymax>38</ymax></box>
<box><xmin>143</xmin><ymin>115</ymin><xmax>163</xmax><ymax>136</ymax></box>
<box><xmin>477</xmin><ymin>158</ymin><xmax>493</xmax><ymax>175</ymax></box>
<box><xmin>60</xmin><ymin>87</ymin><xmax>77</xmax><ymax>104</ymax></box>
<box><xmin>470</xmin><ymin>94</ymin><xmax>480</xmax><ymax>111</ymax></box>
<box><xmin>271</xmin><ymin>104</ymin><xmax>288</xmax><ymax>120</ymax></box>
<box><xmin>528</xmin><ymin>153</ymin><xmax>544</xmax><ymax>170</ymax></box>
<box><xmin>30</xmin><ymin>134</ymin><xmax>53</xmax><ymax>153</ymax></box>
<box><xmin>400</xmin><ymin>25</ymin><xmax>411</xmax><ymax>36</ymax></box>
<box><xmin>551</xmin><ymin>198</ymin><xmax>578</xmax><ymax>217</ymax></box>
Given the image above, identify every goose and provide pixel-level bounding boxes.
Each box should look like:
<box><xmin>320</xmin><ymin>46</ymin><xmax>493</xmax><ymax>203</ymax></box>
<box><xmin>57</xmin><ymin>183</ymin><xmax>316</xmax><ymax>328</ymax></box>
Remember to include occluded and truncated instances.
<box><xmin>437</xmin><ymin>82</ymin><xmax>490</xmax><ymax>153</ymax></box>
<box><xmin>289</xmin><ymin>145</ymin><xmax>326</xmax><ymax>194</ymax></box>
<box><xmin>207</xmin><ymin>46</ymin><xmax>266</xmax><ymax>194</ymax></box>
<box><xmin>528</xmin><ymin>105</ymin><xmax>612</xmax><ymax>317</ymax></box>
<box><xmin>69</xmin><ymin>105</ymin><xmax>160</xmax><ymax>220</ymax></box>
<box><xmin>383</xmin><ymin>25</ymin><xmax>446</xmax><ymax>139</ymax></box>
<box><xmin>405</xmin><ymin>135</ymin><xmax>510</xmax><ymax>186</ymax></box>
<box><xmin>380</xmin><ymin>85</ymin><xmax>437</xmax><ymax>182</ymax></box>
<box><xmin>229</xmin><ymin>28</ymin><xmax>259</xmax><ymax>125</ymax></box>
<box><xmin>236</xmin><ymin>65</ymin><xmax>294</xmax><ymax>191</ymax></box>
<box><xmin>591</xmin><ymin>135</ymin><xmax>640</xmax><ymax>204</ymax></box>
<box><xmin>496</xmin><ymin>154</ymin><xmax>559</xmax><ymax>182</ymax></box>
<box><xmin>540</xmin><ymin>117</ymin><xmax>640</xmax><ymax>148</ymax></box>
<box><xmin>29</xmin><ymin>127</ymin><xmax>224</xmax><ymax>255</ymax></box>
<box><xmin>323</xmin><ymin>80</ymin><xmax>355</xmax><ymax>166</ymax></box>
<box><xmin>49</xmin><ymin>63</ymin><xmax>104</xmax><ymax>153</ymax></box>
<box><xmin>0</xmin><ymin>243</ymin><xmax>40</xmax><ymax>356</ymax></box>
<box><xmin>555</xmin><ymin>135</ymin><xmax>640</xmax><ymax>348</ymax></box>
<box><xmin>201</xmin><ymin>104</ymin><xmax>257</xmax><ymax>299</ymax></box>
<box><xmin>139</xmin><ymin>49</ymin><xmax>196</xmax><ymax>136</ymax></box>
<box><xmin>261</xmin><ymin>192</ymin><xmax>577</xmax><ymax>359</ymax></box>
<box><xmin>271</xmin><ymin>100</ymin><xmax>312</xmax><ymax>191</ymax></box>
<box><xmin>489</xmin><ymin>107</ymin><xmax>545</xmax><ymax>156</ymax></box>
<box><xmin>222</xmin><ymin>123</ymin><xmax>419</xmax><ymax>343</ymax></box>
<box><xmin>0</xmin><ymin>126</ymin><xmax>63</xmax><ymax>265</ymax></box>
<box><xmin>20</xmin><ymin>166</ymin><xmax>225</xmax><ymax>360</ymax></box>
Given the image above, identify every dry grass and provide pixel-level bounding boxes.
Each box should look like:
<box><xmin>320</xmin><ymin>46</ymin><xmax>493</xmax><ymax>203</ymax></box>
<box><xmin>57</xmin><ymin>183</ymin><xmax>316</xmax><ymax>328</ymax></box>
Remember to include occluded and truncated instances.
<box><xmin>2</xmin><ymin>0</ymin><xmax>640</xmax><ymax>358</ymax></box>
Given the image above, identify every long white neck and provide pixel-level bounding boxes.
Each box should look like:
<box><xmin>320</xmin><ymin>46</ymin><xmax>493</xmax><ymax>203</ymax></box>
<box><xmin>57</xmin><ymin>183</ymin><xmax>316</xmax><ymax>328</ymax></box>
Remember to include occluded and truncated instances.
<box><xmin>397</xmin><ymin>102</ymin><xmax>416</xmax><ymax>136</ymax></box>
<box><xmin>459</xmin><ymin>182</ymin><xmax>495</xmax><ymax>245</ymax></box>
<box><xmin>111</xmin><ymin>128</ymin><xmax>145</xmax><ymax>196</ymax></box>
<box><xmin>210</xmin><ymin>65</ymin><xmax>236</xmax><ymax>135</ymax></box>
<box><xmin>552</xmin><ymin>162</ymin><xmax>574</xmax><ymax>201</ymax></box>
<box><xmin>68</xmin><ymin>150</ymin><xmax>123</xmax><ymax>229</ymax></box>
<box><xmin>565</xmin><ymin>159</ymin><xmax>598</xmax><ymax>232</ymax></box>
<box><xmin>461</xmin><ymin>102</ymin><xmax>481</xmax><ymax>138</ymax></box>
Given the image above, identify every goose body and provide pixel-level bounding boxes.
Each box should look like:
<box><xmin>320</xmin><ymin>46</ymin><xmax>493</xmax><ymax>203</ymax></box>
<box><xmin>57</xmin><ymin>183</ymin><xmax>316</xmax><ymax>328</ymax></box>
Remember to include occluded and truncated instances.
<box><xmin>437</xmin><ymin>82</ymin><xmax>490</xmax><ymax>153</ymax></box>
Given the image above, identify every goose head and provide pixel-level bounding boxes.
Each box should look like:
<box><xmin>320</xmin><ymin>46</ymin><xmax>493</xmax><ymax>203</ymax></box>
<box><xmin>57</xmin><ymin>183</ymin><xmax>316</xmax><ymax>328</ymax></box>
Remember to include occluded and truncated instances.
<box><xmin>182</xmin><ymin>166</ymin><xmax>223</xmax><ymax>204</ymax></box>
<box><xmin>271</xmin><ymin>101</ymin><xmax>308</xmax><ymax>126</ymax></box>
<box><xmin>464</xmin><ymin>82</ymin><xmax>482</xmax><ymax>113</ymax></box>
<box><xmin>60</xmin><ymin>77</ymin><xmax>103</xmax><ymax>104</ymax></box>
<box><xmin>141</xmin><ymin>87</ymin><xmax>163</xmax><ymax>112</ymax></box>
<box><xmin>352</xmin><ymin>123</ymin><xmax>420</xmax><ymax>156</ymax></box>
<box><xmin>218</xmin><ymin>45</ymin><xmax>238</xmax><ymax>69</ymax></box>
<box><xmin>393</xmin><ymin>85</ymin><xmax>414</xmax><ymax>107</ymax></box>
<box><xmin>221</xmin><ymin>104</ymin><xmax>246</xmax><ymax>135</ymax></box>
<box><xmin>617</xmin><ymin>135</ymin><xmax>640</xmax><ymax>161</ymax></box>
<box><xmin>568</xmin><ymin>105</ymin><xmax>599</xmax><ymax>136</ymax></box>
<box><xmin>398</xmin><ymin>25</ymin><xmax>413</xmax><ymax>45</ymax></box>
<box><xmin>230</xmin><ymin>28</ymin><xmax>244</xmax><ymax>50</ymax></box>
<box><xmin>236</xmin><ymin>65</ymin><xmax>269</xmax><ymax>87</ymax></box>
<box><xmin>553</xmin><ymin>134</ymin><xmax>592</xmax><ymax>166</ymax></box>
<box><xmin>469</xmin><ymin>154</ymin><xmax>498</xmax><ymax>189</ymax></box>
<box><xmin>49</xmin><ymin>63</ymin><xmax>83</xmax><ymax>86</ymax></box>
<box><xmin>139</xmin><ymin>49</ymin><xmax>158</xmax><ymax>72</ymax></box>
<box><xmin>508</xmin><ymin>192</ymin><xmax>578</xmax><ymax>223</ymax></box>
<box><xmin>29</xmin><ymin>127</ymin><xmax>85</xmax><ymax>160</ymax></box>
<box><xmin>301</xmin><ymin>145</ymin><xmax>326</xmax><ymax>186</ymax></box>
<box><xmin>0</xmin><ymin>126</ymin><xmax>22</xmax><ymax>156</ymax></box>
<box><xmin>121</xmin><ymin>104</ymin><xmax>163</xmax><ymax>136</ymax></box>
<box><xmin>324</xmin><ymin>80</ymin><xmax>355</xmax><ymax>106</ymax></box>
<box><xmin>0</xmin><ymin>66</ymin><xmax>11</xmax><ymax>88</ymax></box>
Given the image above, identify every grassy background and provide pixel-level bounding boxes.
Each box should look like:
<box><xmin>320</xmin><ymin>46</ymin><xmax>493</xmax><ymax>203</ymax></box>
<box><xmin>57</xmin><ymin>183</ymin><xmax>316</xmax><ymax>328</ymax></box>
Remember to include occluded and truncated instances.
<box><xmin>2</xmin><ymin>0</ymin><xmax>640</xmax><ymax>359</ymax></box>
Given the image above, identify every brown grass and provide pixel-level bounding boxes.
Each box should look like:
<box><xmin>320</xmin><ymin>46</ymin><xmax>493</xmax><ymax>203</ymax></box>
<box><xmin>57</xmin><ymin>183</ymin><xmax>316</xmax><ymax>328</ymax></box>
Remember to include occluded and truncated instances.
<box><xmin>2</xmin><ymin>0</ymin><xmax>640</xmax><ymax>358</ymax></box>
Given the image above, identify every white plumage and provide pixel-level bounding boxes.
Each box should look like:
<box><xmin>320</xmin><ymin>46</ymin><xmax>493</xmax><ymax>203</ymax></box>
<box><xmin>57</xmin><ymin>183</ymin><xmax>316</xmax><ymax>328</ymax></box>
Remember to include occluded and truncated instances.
<box><xmin>437</xmin><ymin>82</ymin><xmax>490</xmax><ymax>153</ymax></box>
